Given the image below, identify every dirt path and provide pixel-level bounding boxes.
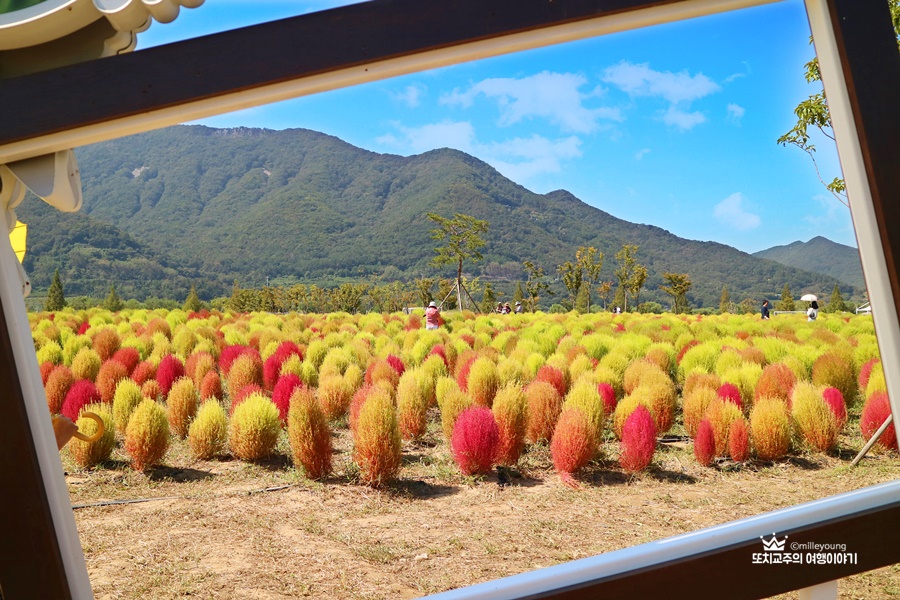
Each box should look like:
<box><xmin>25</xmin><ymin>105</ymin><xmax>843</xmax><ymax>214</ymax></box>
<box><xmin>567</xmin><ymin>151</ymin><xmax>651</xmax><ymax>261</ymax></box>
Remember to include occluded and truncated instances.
<box><xmin>66</xmin><ymin>433</ymin><xmax>900</xmax><ymax>599</ymax></box>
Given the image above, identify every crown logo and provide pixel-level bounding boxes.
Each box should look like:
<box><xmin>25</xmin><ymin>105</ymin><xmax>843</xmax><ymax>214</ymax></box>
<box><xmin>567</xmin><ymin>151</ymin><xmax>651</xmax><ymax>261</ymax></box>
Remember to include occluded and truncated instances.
<box><xmin>760</xmin><ymin>533</ymin><xmax>787</xmax><ymax>552</ymax></box>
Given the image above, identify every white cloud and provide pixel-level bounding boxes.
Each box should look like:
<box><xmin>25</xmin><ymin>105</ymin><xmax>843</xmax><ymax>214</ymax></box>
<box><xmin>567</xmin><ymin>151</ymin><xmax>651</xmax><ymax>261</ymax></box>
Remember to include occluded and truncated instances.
<box><xmin>662</xmin><ymin>106</ymin><xmax>706</xmax><ymax>130</ymax></box>
<box><xmin>486</xmin><ymin>135</ymin><xmax>582</xmax><ymax>182</ymax></box>
<box><xmin>377</xmin><ymin>120</ymin><xmax>477</xmax><ymax>154</ymax></box>
<box><xmin>727</xmin><ymin>103</ymin><xmax>745</xmax><ymax>124</ymax></box>
<box><xmin>391</xmin><ymin>84</ymin><xmax>426</xmax><ymax>108</ymax></box>
<box><xmin>376</xmin><ymin>120</ymin><xmax>581</xmax><ymax>184</ymax></box>
<box><xmin>713</xmin><ymin>193</ymin><xmax>761</xmax><ymax>231</ymax></box>
<box><xmin>635</xmin><ymin>148</ymin><xmax>651</xmax><ymax>160</ymax></box>
<box><xmin>441</xmin><ymin>71</ymin><xmax>622</xmax><ymax>134</ymax></box>
<box><xmin>602</xmin><ymin>61</ymin><xmax>720</xmax><ymax>104</ymax></box>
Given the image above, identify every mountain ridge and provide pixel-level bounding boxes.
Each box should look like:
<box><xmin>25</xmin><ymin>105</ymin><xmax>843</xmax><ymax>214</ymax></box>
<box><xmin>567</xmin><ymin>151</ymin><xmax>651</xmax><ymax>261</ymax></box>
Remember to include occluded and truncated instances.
<box><xmin>753</xmin><ymin>236</ymin><xmax>864</xmax><ymax>289</ymax></box>
<box><xmin>16</xmin><ymin>124</ymin><xmax>861</xmax><ymax>308</ymax></box>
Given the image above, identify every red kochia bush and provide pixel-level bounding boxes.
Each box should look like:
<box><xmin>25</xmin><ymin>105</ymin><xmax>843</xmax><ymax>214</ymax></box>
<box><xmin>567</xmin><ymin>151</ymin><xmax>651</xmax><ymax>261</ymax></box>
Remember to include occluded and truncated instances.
<box><xmin>385</xmin><ymin>354</ymin><xmax>406</xmax><ymax>377</ymax></box>
<box><xmin>111</xmin><ymin>347</ymin><xmax>141</xmax><ymax>375</ymax></box>
<box><xmin>619</xmin><ymin>405</ymin><xmax>656</xmax><ymax>472</ymax></box>
<box><xmin>61</xmin><ymin>380</ymin><xmax>102</xmax><ymax>421</ymax></box>
<box><xmin>597</xmin><ymin>382</ymin><xmax>617</xmax><ymax>416</ymax></box>
<box><xmin>535</xmin><ymin>364</ymin><xmax>567</xmax><ymax>397</ymax></box>
<box><xmin>96</xmin><ymin>360</ymin><xmax>129</xmax><ymax>404</ymax></box>
<box><xmin>272</xmin><ymin>374</ymin><xmax>303</xmax><ymax>424</ymax></box>
<box><xmin>717</xmin><ymin>383</ymin><xmax>743</xmax><ymax>410</ymax></box>
<box><xmin>263</xmin><ymin>353</ymin><xmax>286</xmax><ymax>392</ymax></box>
<box><xmin>274</xmin><ymin>341</ymin><xmax>303</xmax><ymax>363</ymax></box>
<box><xmin>455</xmin><ymin>356</ymin><xmax>477</xmax><ymax>392</ymax></box>
<box><xmin>858</xmin><ymin>358</ymin><xmax>880</xmax><ymax>394</ymax></box>
<box><xmin>860</xmin><ymin>392</ymin><xmax>897</xmax><ymax>451</ymax></box>
<box><xmin>451</xmin><ymin>406</ymin><xmax>500</xmax><ymax>476</ymax></box>
<box><xmin>550</xmin><ymin>407</ymin><xmax>597</xmax><ymax>486</ymax></box>
<box><xmin>199</xmin><ymin>370</ymin><xmax>223</xmax><ymax>401</ymax></box>
<box><xmin>131</xmin><ymin>360</ymin><xmax>156</xmax><ymax>386</ymax></box>
<box><xmin>728</xmin><ymin>418</ymin><xmax>751</xmax><ymax>462</ymax></box>
<box><xmin>694</xmin><ymin>419</ymin><xmax>716</xmax><ymax>467</ymax></box>
<box><xmin>156</xmin><ymin>354</ymin><xmax>185</xmax><ymax>397</ymax></box>
<box><xmin>40</xmin><ymin>362</ymin><xmax>54</xmax><ymax>385</ymax></box>
<box><xmin>822</xmin><ymin>387</ymin><xmax>848</xmax><ymax>429</ymax></box>
<box><xmin>45</xmin><ymin>365</ymin><xmax>74</xmax><ymax>414</ymax></box>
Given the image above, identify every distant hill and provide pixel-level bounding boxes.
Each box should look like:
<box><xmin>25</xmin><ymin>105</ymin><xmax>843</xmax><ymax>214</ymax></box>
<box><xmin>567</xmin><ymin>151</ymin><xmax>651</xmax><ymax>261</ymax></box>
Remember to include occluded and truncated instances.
<box><xmin>17</xmin><ymin>125</ymin><xmax>860</xmax><ymax>308</ymax></box>
<box><xmin>753</xmin><ymin>236</ymin><xmax>865</xmax><ymax>289</ymax></box>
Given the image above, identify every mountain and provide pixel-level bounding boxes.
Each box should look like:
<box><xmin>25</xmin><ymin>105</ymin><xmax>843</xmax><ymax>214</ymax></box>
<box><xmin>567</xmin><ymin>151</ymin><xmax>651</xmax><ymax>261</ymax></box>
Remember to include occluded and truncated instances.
<box><xmin>16</xmin><ymin>125</ymin><xmax>860</xmax><ymax>308</ymax></box>
<box><xmin>753</xmin><ymin>236</ymin><xmax>865</xmax><ymax>289</ymax></box>
<box><xmin>18</xmin><ymin>199</ymin><xmax>225</xmax><ymax>301</ymax></box>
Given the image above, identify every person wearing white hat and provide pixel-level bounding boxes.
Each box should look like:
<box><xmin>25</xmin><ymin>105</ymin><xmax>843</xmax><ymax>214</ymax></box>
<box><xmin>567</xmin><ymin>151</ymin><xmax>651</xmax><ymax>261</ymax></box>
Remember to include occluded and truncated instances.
<box><xmin>514</xmin><ymin>301</ymin><xmax>523</xmax><ymax>314</ymax></box>
<box><xmin>425</xmin><ymin>301</ymin><xmax>441</xmax><ymax>330</ymax></box>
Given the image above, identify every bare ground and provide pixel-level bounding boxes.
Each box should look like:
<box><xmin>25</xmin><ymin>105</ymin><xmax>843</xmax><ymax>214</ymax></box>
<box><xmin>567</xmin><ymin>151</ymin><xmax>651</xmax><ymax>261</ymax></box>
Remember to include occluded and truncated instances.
<box><xmin>65</xmin><ymin>424</ymin><xmax>900</xmax><ymax>600</ymax></box>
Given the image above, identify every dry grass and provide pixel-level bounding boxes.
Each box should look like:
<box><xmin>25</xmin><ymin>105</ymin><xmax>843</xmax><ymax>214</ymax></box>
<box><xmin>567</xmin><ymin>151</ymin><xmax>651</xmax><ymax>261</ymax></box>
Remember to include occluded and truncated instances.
<box><xmin>63</xmin><ymin>418</ymin><xmax>900</xmax><ymax>599</ymax></box>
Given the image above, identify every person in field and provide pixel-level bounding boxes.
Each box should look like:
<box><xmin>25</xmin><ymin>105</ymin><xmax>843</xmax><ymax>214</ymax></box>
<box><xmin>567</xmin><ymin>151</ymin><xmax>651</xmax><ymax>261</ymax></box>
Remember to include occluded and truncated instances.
<box><xmin>425</xmin><ymin>301</ymin><xmax>441</xmax><ymax>330</ymax></box>
<box><xmin>807</xmin><ymin>300</ymin><xmax>819</xmax><ymax>321</ymax></box>
<box><xmin>514</xmin><ymin>301</ymin><xmax>523</xmax><ymax>314</ymax></box>
<box><xmin>761</xmin><ymin>299</ymin><xmax>770</xmax><ymax>320</ymax></box>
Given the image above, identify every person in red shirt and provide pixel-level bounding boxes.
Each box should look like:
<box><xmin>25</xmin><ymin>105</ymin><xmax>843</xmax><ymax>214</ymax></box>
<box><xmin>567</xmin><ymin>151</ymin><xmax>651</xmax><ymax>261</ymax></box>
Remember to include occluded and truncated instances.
<box><xmin>425</xmin><ymin>301</ymin><xmax>441</xmax><ymax>330</ymax></box>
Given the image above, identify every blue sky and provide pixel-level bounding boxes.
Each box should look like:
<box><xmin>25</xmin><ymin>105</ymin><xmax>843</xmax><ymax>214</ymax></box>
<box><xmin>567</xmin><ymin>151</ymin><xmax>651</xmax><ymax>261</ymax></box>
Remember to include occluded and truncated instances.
<box><xmin>137</xmin><ymin>0</ymin><xmax>855</xmax><ymax>255</ymax></box>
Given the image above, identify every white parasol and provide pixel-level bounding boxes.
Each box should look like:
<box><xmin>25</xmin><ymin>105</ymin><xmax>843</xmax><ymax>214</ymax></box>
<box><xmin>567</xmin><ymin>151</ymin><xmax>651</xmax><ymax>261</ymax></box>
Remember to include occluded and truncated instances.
<box><xmin>800</xmin><ymin>294</ymin><xmax>818</xmax><ymax>302</ymax></box>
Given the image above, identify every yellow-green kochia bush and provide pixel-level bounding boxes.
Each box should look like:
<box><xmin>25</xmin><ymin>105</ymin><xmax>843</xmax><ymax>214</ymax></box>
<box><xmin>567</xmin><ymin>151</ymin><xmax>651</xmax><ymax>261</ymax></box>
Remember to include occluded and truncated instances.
<box><xmin>188</xmin><ymin>400</ymin><xmax>228</xmax><ymax>460</ymax></box>
<box><xmin>492</xmin><ymin>384</ymin><xmax>528</xmax><ymax>466</ymax></box>
<box><xmin>124</xmin><ymin>400</ymin><xmax>170</xmax><ymax>471</ymax></box>
<box><xmin>112</xmin><ymin>378</ymin><xmax>144</xmax><ymax>435</ymax></box>
<box><xmin>353</xmin><ymin>391</ymin><xmax>401</xmax><ymax>487</ymax></box>
<box><xmin>750</xmin><ymin>397</ymin><xmax>792</xmax><ymax>461</ymax></box>
<box><xmin>71</xmin><ymin>347</ymin><xmax>102</xmax><ymax>381</ymax></box>
<box><xmin>288</xmin><ymin>387</ymin><xmax>332</xmax><ymax>480</ymax></box>
<box><xmin>440</xmin><ymin>388</ymin><xmax>473</xmax><ymax>443</ymax></box>
<box><xmin>229</xmin><ymin>393</ymin><xmax>280</xmax><ymax>461</ymax></box>
<box><xmin>69</xmin><ymin>404</ymin><xmax>115</xmax><ymax>468</ymax></box>
<box><xmin>166</xmin><ymin>376</ymin><xmax>200</xmax><ymax>439</ymax></box>
<box><xmin>397</xmin><ymin>369</ymin><xmax>428</xmax><ymax>440</ymax></box>
<box><xmin>467</xmin><ymin>357</ymin><xmax>500</xmax><ymax>407</ymax></box>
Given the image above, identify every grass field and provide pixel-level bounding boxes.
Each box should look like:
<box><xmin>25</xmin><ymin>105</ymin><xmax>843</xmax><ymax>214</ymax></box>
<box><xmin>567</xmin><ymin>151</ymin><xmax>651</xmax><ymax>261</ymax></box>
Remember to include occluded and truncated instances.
<box><xmin>36</xmin><ymin>308</ymin><xmax>899</xmax><ymax>598</ymax></box>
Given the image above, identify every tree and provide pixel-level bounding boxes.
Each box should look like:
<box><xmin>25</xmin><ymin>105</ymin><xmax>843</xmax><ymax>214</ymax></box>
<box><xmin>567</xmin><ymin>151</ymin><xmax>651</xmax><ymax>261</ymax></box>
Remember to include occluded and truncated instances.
<box><xmin>427</xmin><ymin>213</ymin><xmax>489</xmax><ymax>311</ymax></box>
<box><xmin>183</xmin><ymin>284</ymin><xmax>202</xmax><ymax>312</ymax></box>
<box><xmin>612</xmin><ymin>283</ymin><xmax>627</xmax><ymax>313</ymax></box>
<box><xmin>719</xmin><ymin>285</ymin><xmax>731</xmax><ymax>314</ymax></box>
<box><xmin>437</xmin><ymin>279</ymin><xmax>458</xmax><ymax>310</ymax></box>
<box><xmin>576</xmin><ymin>246</ymin><xmax>604</xmax><ymax>312</ymax></box>
<box><xmin>614</xmin><ymin>244</ymin><xmax>647</xmax><ymax>313</ymax></box>
<box><xmin>480</xmin><ymin>282</ymin><xmax>497</xmax><ymax>313</ymax></box>
<box><xmin>827</xmin><ymin>284</ymin><xmax>847</xmax><ymax>313</ymax></box>
<box><xmin>556</xmin><ymin>260</ymin><xmax>582</xmax><ymax>310</ymax></box>
<box><xmin>414</xmin><ymin>277</ymin><xmax>435</xmax><ymax>308</ymax></box>
<box><xmin>103</xmin><ymin>285</ymin><xmax>123</xmax><ymax>312</ymax></box>
<box><xmin>523</xmin><ymin>260</ymin><xmax>552</xmax><ymax>313</ymax></box>
<box><xmin>513</xmin><ymin>281</ymin><xmax>524</xmax><ymax>304</ymax></box>
<box><xmin>777</xmin><ymin>284</ymin><xmax>796</xmax><ymax>311</ymax></box>
<box><xmin>660</xmin><ymin>272</ymin><xmax>692</xmax><ymax>314</ymax></box>
<box><xmin>574</xmin><ymin>283</ymin><xmax>590</xmax><ymax>313</ymax></box>
<box><xmin>45</xmin><ymin>269</ymin><xmax>66</xmax><ymax>311</ymax></box>
<box><xmin>778</xmin><ymin>0</ymin><xmax>899</xmax><ymax>206</ymax></box>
